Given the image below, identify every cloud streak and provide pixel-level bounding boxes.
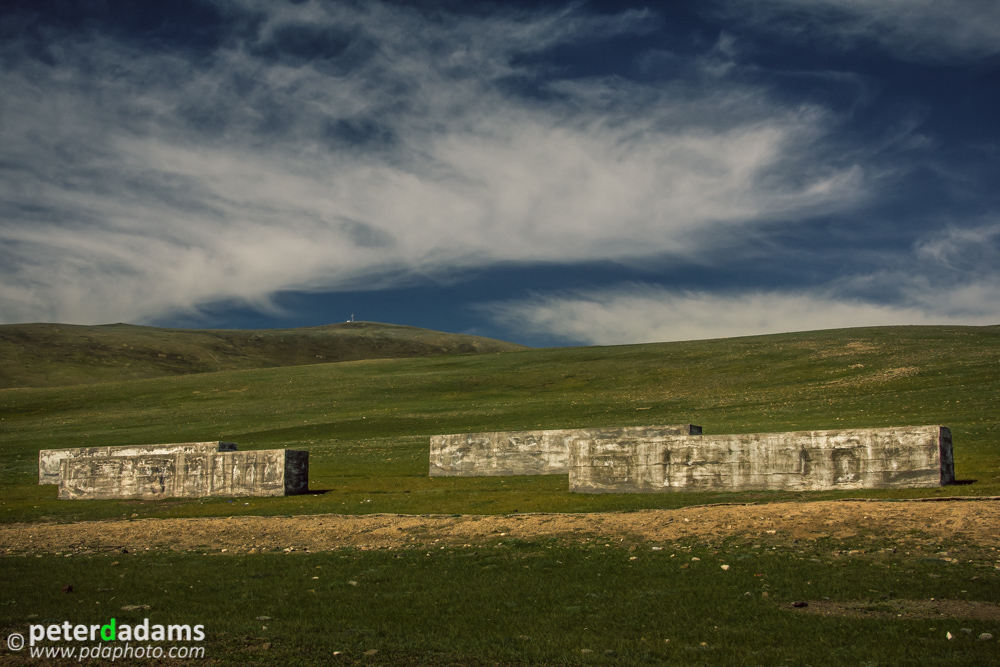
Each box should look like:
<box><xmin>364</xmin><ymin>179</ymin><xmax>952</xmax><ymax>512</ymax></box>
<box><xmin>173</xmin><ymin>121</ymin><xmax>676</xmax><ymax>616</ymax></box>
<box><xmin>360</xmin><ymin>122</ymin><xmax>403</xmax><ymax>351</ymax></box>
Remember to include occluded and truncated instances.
<box><xmin>484</xmin><ymin>283</ymin><xmax>1000</xmax><ymax>346</ymax></box>
<box><xmin>0</xmin><ymin>0</ymin><xmax>867</xmax><ymax>325</ymax></box>
<box><xmin>725</xmin><ymin>0</ymin><xmax>1000</xmax><ymax>62</ymax></box>
<box><xmin>485</xmin><ymin>218</ymin><xmax>1000</xmax><ymax>344</ymax></box>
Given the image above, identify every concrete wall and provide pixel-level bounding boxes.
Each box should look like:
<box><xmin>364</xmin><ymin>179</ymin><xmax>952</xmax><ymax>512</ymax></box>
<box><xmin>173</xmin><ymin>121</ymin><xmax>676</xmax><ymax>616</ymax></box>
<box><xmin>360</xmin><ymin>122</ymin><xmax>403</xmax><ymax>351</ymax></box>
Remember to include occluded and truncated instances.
<box><xmin>429</xmin><ymin>425</ymin><xmax>702</xmax><ymax>477</ymax></box>
<box><xmin>57</xmin><ymin>449</ymin><xmax>309</xmax><ymax>500</ymax></box>
<box><xmin>39</xmin><ymin>442</ymin><xmax>238</xmax><ymax>484</ymax></box>
<box><xmin>568</xmin><ymin>426</ymin><xmax>953</xmax><ymax>493</ymax></box>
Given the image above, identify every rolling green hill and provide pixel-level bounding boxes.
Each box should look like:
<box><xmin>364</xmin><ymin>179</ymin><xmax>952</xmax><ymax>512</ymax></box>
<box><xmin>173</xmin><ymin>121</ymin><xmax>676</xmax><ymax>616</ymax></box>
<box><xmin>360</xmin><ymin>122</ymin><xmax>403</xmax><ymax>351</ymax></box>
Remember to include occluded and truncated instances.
<box><xmin>1</xmin><ymin>324</ymin><xmax>998</xmax><ymax>524</ymax></box>
<box><xmin>0</xmin><ymin>321</ymin><xmax>527</xmax><ymax>388</ymax></box>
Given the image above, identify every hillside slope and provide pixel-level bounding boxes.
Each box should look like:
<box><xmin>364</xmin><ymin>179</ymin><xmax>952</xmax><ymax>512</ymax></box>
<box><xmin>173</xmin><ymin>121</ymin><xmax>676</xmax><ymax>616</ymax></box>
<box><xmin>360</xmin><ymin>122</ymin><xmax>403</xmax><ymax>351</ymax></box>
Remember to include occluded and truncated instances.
<box><xmin>2</xmin><ymin>324</ymin><xmax>998</xmax><ymax>524</ymax></box>
<box><xmin>0</xmin><ymin>321</ymin><xmax>527</xmax><ymax>388</ymax></box>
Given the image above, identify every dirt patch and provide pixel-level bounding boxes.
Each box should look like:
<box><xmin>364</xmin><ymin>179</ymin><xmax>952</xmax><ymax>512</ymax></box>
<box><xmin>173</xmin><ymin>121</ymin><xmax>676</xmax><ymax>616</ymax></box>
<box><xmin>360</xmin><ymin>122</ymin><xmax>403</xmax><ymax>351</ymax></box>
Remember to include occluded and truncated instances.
<box><xmin>812</xmin><ymin>341</ymin><xmax>883</xmax><ymax>359</ymax></box>
<box><xmin>826</xmin><ymin>366</ymin><xmax>921</xmax><ymax>387</ymax></box>
<box><xmin>787</xmin><ymin>598</ymin><xmax>1000</xmax><ymax>621</ymax></box>
<box><xmin>2</xmin><ymin>499</ymin><xmax>999</xmax><ymax>555</ymax></box>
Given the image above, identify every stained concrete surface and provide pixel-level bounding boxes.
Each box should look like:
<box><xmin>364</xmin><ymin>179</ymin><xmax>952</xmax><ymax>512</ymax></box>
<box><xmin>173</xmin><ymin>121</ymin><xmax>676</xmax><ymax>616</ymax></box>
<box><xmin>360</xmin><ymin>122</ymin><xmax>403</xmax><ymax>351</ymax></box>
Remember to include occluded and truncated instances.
<box><xmin>429</xmin><ymin>425</ymin><xmax>702</xmax><ymax>477</ymax></box>
<box><xmin>568</xmin><ymin>426</ymin><xmax>953</xmax><ymax>493</ymax></box>
<box><xmin>39</xmin><ymin>442</ymin><xmax>237</xmax><ymax>484</ymax></box>
<box><xmin>57</xmin><ymin>449</ymin><xmax>309</xmax><ymax>500</ymax></box>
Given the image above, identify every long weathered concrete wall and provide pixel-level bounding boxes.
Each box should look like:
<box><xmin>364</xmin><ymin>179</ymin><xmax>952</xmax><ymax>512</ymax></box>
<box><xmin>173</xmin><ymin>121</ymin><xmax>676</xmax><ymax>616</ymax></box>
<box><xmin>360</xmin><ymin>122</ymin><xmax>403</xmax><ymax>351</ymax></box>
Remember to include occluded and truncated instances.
<box><xmin>39</xmin><ymin>442</ymin><xmax>238</xmax><ymax>485</ymax></box>
<box><xmin>568</xmin><ymin>426</ymin><xmax>953</xmax><ymax>493</ymax></box>
<box><xmin>57</xmin><ymin>449</ymin><xmax>309</xmax><ymax>500</ymax></box>
<box><xmin>429</xmin><ymin>425</ymin><xmax>702</xmax><ymax>477</ymax></box>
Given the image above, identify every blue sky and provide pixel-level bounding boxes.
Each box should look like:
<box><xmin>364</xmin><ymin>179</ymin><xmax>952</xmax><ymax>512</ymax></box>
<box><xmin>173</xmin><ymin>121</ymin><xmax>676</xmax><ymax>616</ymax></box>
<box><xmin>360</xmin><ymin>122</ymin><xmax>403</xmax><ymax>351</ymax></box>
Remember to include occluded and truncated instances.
<box><xmin>2</xmin><ymin>0</ymin><xmax>999</xmax><ymax>347</ymax></box>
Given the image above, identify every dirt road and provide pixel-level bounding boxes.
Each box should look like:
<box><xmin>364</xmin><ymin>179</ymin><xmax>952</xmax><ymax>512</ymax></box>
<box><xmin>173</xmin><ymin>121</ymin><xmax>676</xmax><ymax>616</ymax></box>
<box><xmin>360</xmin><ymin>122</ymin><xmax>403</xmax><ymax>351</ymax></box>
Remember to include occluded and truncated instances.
<box><xmin>2</xmin><ymin>498</ymin><xmax>999</xmax><ymax>555</ymax></box>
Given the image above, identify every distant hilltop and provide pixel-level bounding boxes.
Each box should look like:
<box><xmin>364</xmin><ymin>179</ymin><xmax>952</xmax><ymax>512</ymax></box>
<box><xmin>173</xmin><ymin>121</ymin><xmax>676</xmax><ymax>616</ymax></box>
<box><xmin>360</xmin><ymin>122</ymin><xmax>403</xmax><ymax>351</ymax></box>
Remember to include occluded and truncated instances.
<box><xmin>0</xmin><ymin>321</ymin><xmax>527</xmax><ymax>389</ymax></box>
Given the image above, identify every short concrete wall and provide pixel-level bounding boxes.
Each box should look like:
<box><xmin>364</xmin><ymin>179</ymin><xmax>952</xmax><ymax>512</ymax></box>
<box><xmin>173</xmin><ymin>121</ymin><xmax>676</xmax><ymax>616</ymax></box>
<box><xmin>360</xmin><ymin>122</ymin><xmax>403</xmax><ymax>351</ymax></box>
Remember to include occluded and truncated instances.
<box><xmin>39</xmin><ymin>442</ymin><xmax>238</xmax><ymax>484</ymax></box>
<box><xmin>57</xmin><ymin>449</ymin><xmax>309</xmax><ymax>500</ymax></box>
<box><xmin>568</xmin><ymin>426</ymin><xmax>953</xmax><ymax>493</ymax></box>
<box><xmin>429</xmin><ymin>425</ymin><xmax>702</xmax><ymax>477</ymax></box>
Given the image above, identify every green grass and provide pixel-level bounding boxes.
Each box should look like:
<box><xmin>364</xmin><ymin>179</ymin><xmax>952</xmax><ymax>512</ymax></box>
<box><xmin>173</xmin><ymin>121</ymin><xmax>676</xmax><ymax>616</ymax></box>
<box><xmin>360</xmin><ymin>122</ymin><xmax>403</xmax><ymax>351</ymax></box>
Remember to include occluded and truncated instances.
<box><xmin>0</xmin><ymin>321</ymin><xmax>525</xmax><ymax>389</ymax></box>
<box><xmin>2</xmin><ymin>538</ymin><xmax>998</xmax><ymax>666</ymax></box>
<box><xmin>2</xmin><ymin>324</ymin><xmax>1000</xmax><ymax>665</ymax></box>
<box><xmin>1</xmin><ymin>325</ymin><xmax>999</xmax><ymax>523</ymax></box>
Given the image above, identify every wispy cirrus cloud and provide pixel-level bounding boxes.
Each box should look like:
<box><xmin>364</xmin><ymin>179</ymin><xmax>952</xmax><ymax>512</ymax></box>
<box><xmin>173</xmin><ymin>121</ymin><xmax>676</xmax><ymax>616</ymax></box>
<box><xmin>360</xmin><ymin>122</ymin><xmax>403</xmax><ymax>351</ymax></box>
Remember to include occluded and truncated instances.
<box><xmin>0</xmin><ymin>0</ymin><xmax>867</xmax><ymax>325</ymax></box>
<box><xmin>723</xmin><ymin>0</ymin><xmax>1000</xmax><ymax>62</ymax></box>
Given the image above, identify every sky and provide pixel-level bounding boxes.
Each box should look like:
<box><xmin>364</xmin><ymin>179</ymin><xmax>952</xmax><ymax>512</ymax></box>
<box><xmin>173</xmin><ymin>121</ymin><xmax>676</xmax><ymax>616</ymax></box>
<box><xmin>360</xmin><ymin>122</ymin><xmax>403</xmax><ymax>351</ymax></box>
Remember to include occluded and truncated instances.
<box><xmin>2</xmin><ymin>0</ymin><xmax>999</xmax><ymax>347</ymax></box>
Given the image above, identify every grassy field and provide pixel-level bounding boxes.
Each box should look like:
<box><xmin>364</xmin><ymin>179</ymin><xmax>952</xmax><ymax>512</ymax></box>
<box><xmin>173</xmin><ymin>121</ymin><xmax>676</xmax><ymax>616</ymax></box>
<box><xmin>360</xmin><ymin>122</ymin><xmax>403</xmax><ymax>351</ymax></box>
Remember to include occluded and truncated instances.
<box><xmin>2</xmin><ymin>537</ymin><xmax>999</xmax><ymax>666</ymax></box>
<box><xmin>1</xmin><ymin>324</ymin><xmax>998</xmax><ymax>523</ymax></box>
<box><xmin>1</xmin><ymin>323</ymin><xmax>999</xmax><ymax>665</ymax></box>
